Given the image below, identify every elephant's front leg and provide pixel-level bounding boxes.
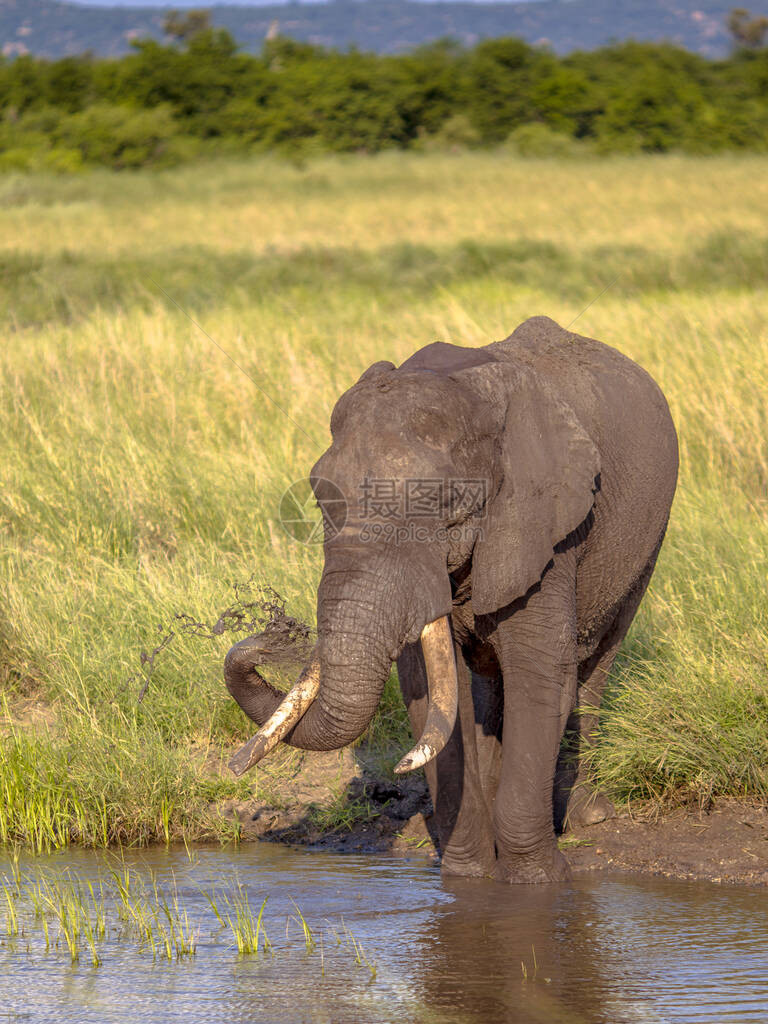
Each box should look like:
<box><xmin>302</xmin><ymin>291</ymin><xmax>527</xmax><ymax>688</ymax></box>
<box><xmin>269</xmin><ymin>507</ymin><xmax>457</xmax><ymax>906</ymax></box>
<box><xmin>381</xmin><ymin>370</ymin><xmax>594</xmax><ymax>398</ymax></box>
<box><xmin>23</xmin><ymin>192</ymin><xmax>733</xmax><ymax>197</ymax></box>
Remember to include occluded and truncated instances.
<box><xmin>491</xmin><ymin>556</ymin><xmax>578</xmax><ymax>884</ymax></box>
<box><xmin>398</xmin><ymin>642</ymin><xmax>496</xmax><ymax>877</ymax></box>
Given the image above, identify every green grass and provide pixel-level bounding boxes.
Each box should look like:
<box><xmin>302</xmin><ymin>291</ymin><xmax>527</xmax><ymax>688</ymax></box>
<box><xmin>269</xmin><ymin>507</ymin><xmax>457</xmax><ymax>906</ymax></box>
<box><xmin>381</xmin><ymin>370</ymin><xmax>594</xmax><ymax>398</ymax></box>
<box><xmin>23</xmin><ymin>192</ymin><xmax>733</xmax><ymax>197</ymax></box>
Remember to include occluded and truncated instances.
<box><xmin>3</xmin><ymin>232</ymin><xmax>768</xmax><ymax>332</ymax></box>
<box><xmin>0</xmin><ymin>706</ymin><xmax>248</xmax><ymax>850</ymax></box>
<box><xmin>0</xmin><ymin>150</ymin><xmax>766</xmax><ymax>845</ymax></box>
<box><xmin>0</xmin><ymin>860</ymin><xmax>373</xmax><ymax>967</ymax></box>
<box><xmin>307</xmin><ymin>790</ymin><xmax>381</xmax><ymax>834</ymax></box>
<box><xmin>223</xmin><ymin>887</ymin><xmax>271</xmax><ymax>955</ymax></box>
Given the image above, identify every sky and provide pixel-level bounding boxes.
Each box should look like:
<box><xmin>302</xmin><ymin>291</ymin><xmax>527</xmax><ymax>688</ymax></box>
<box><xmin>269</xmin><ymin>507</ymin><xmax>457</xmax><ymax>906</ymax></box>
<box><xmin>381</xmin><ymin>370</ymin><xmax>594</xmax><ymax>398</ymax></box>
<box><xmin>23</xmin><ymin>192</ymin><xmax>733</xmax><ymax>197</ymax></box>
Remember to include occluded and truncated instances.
<box><xmin>66</xmin><ymin>0</ymin><xmax>540</xmax><ymax>7</ymax></box>
<box><xmin>67</xmin><ymin>0</ymin><xmax>327</xmax><ymax>5</ymax></box>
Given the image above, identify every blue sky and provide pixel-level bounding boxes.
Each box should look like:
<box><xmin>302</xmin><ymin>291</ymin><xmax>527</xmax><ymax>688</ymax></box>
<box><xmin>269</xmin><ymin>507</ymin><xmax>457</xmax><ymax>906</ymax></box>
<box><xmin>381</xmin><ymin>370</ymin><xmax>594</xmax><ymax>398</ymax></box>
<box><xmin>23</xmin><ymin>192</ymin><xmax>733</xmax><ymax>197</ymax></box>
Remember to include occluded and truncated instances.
<box><xmin>67</xmin><ymin>0</ymin><xmax>326</xmax><ymax>5</ymax></box>
<box><xmin>67</xmin><ymin>0</ymin><xmax>538</xmax><ymax>7</ymax></box>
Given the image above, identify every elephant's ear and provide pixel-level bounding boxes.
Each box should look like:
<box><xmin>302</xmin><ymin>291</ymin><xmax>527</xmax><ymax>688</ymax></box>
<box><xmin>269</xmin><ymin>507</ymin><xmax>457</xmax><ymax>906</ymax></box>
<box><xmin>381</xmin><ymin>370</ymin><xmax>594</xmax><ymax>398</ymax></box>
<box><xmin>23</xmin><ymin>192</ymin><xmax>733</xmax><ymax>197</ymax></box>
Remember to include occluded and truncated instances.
<box><xmin>471</xmin><ymin>365</ymin><xmax>600</xmax><ymax>615</ymax></box>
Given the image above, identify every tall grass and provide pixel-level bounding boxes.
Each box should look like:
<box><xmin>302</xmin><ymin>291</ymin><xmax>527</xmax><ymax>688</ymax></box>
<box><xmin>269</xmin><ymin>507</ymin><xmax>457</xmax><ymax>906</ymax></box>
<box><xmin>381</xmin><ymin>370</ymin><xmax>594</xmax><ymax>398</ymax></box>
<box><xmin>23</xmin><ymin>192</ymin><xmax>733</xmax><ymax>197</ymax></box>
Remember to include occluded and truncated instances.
<box><xmin>0</xmin><ymin>151</ymin><xmax>766</xmax><ymax>839</ymax></box>
<box><xmin>0</xmin><ymin>708</ymin><xmax>247</xmax><ymax>850</ymax></box>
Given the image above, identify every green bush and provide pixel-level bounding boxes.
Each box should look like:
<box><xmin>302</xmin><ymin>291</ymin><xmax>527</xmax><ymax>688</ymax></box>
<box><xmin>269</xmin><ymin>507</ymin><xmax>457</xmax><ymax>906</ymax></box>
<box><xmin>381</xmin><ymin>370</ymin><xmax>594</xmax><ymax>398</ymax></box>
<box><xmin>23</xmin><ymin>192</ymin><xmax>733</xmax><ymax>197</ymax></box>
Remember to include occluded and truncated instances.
<box><xmin>416</xmin><ymin>113</ymin><xmax>481</xmax><ymax>151</ymax></box>
<box><xmin>41</xmin><ymin>148</ymin><xmax>84</xmax><ymax>173</ymax></box>
<box><xmin>0</xmin><ymin>33</ymin><xmax>767</xmax><ymax>167</ymax></box>
<box><xmin>505</xmin><ymin>123</ymin><xmax>584</xmax><ymax>157</ymax></box>
<box><xmin>52</xmin><ymin>104</ymin><xmax>182</xmax><ymax>169</ymax></box>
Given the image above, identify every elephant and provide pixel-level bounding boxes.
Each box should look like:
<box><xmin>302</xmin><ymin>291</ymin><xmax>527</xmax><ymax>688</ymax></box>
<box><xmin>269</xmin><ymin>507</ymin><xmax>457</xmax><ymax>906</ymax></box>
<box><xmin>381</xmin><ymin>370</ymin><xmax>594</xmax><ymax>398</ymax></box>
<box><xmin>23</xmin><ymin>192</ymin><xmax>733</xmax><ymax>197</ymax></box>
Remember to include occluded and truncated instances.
<box><xmin>224</xmin><ymin>315</ymin><xmax>678</xmax><ymax>883</ymax></box>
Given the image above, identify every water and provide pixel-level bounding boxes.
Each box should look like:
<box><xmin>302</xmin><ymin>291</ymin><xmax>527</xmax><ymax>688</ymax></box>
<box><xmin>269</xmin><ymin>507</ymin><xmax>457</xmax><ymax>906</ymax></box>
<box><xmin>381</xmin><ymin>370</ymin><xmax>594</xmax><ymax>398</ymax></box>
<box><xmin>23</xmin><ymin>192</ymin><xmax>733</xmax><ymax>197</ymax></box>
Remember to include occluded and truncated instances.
<box><xmin>0</xmin><ymin>844</ymin><xmax>766</xmax><ymax>1024</ymax></box>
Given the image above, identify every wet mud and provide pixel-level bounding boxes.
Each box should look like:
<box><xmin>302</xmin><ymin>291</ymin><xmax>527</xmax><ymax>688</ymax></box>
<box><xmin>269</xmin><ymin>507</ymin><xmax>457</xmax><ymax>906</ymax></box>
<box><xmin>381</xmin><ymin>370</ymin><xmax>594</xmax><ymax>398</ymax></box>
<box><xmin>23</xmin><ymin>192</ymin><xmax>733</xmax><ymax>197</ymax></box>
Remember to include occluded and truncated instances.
<box><xmin>219</xmin><ymin>748</ymin><xmax>768</xmax><ymax>886</ymax></box>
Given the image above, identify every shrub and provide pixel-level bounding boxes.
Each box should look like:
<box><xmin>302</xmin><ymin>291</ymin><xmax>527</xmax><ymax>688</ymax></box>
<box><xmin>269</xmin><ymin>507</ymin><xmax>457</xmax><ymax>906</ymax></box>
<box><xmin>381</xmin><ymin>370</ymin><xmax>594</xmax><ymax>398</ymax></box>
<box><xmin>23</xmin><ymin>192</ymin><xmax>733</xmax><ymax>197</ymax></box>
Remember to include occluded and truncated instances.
<box><xmin>0</xmin><ymin>34</ymin><xmax>768</xmax><ymax>167</ymax></box>
<box><xmin>505</xmin><ymin>123</ymin><xmax>584</xmax><ymax>157</ymax></box>
<box><xmin>52</xmin><ymin>104</ymin><xmax>182</xmax><ymax>170</ymax></box>
<box><xmin>417</xmin><ymin>113</ymin><xmax>481</xmax><ymax>151</ymax></box>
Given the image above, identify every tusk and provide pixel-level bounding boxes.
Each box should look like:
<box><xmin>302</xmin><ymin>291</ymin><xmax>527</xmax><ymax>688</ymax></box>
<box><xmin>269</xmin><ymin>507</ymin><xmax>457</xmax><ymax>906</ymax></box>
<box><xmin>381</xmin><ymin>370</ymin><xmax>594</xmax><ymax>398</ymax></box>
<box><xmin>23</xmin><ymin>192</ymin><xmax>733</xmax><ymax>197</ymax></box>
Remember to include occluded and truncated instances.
<box><xmin>228</xmin><ymin>656</ymin><xmax>320</xmax><ymax>777</ymax></box>
<box><xmin>394</xmin><ymin>616</ymin><xmax>458</xmax><ymax>775</ymax></box>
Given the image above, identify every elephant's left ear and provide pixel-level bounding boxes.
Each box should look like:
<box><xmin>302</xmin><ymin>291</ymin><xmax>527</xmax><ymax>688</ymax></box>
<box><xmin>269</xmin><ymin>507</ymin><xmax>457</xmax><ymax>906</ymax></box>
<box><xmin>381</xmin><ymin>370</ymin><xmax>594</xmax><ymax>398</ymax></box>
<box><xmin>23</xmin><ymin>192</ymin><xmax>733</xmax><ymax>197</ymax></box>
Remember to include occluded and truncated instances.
<box><xmin>471</xmin><ymin>365</ymin><xmax>600</xmax><ymax>615</ymax></box>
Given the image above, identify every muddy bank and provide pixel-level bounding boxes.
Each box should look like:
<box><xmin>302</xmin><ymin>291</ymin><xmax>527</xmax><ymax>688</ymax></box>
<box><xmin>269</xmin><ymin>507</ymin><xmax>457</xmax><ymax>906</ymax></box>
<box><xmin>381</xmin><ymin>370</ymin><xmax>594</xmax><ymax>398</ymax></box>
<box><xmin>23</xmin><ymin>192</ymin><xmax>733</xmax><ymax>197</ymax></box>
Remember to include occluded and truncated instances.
<box><xmin>218</xmin><ymin>747</ymin><xmax>768</xmax><ymax>887</ymax></box>
<box><xmin>217</xmin><ymin>747</ymin><xmax>435</xmax><ymax>858</ymax></box>
<box><xmin>564</xmin><ymin>801</ymin><xmax>768</xmax><ymax>886</ymax></box>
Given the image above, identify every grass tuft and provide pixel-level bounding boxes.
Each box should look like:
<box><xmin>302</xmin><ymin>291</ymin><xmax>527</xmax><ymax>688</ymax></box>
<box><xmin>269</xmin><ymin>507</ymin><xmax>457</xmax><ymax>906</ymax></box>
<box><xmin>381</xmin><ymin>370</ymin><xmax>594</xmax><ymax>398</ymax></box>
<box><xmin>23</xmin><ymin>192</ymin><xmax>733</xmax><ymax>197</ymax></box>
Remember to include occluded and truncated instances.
<box><xmin>223</xmin><ymin>886</ymin><xmax>271</xmax><ymax>955</ymax></box>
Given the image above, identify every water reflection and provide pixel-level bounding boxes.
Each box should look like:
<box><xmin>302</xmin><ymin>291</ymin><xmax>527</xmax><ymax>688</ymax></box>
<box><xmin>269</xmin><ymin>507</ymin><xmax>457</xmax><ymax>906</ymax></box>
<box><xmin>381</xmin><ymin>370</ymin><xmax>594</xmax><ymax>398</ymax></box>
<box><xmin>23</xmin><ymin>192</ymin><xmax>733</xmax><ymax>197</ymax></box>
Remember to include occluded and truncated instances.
<box><xmin>0</xmin><ymin>845</ymin><xmax>765</xmax><ymax>1024</ymax></box>
<box><xmin>411</xmin><ymin>876</ymin><xmax>607</xmax><ymax>1023</ymax></box>
<box><xmin>411</xmin><ymin>872</ymin><xmax>768</xmax><ymax>1024</ymax></box>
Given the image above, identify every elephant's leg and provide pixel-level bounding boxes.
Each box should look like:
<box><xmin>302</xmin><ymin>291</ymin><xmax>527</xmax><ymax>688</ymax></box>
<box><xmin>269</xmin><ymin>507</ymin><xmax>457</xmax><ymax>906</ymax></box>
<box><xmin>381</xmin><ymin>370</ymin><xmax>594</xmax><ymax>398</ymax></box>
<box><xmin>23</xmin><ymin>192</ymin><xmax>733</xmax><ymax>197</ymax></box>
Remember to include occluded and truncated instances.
<box><xmin>469</xmin><ymin>666</ymin><xmax>503</xmax><ymax>822</ymax></box>
<box><xmin>491</xmin><ymin>552</ymin><xmax>578</xmax><ymax>884</ymax></box>
<box><xmin>558</xmin><ymin>548</ymin><xmax>661</xmax><ymax>829</ymax></box>
<box><xmin>397</xmin><ymin>642</ymin><xmax>496</xmax><ymax>877</ymax></box>
<box><xmin>555</xmin><ymin>633</ymin><xmax>623</xmax><ymax>829</ymax></box>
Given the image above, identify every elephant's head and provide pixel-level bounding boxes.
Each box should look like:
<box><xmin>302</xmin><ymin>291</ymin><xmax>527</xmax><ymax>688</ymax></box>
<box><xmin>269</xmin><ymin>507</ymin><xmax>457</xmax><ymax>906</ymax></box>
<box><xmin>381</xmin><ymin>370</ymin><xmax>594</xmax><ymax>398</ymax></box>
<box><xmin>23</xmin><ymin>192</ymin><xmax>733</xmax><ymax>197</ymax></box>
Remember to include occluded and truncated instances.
<box><xmin>225</xmin><ymin>322</ymin><xmax>600</xmax><ymax>777</ymax></box>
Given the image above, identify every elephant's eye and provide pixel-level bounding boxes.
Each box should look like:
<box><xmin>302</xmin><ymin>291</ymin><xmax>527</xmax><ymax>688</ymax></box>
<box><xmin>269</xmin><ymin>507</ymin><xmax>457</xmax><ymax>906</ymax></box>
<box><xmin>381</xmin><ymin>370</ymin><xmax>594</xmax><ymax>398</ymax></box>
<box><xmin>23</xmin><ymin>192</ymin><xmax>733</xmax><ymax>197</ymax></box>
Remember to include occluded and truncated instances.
<box><xmin>446</xmin><ymin>479</ymin><xmax>487</xmax><ymax>521</ymax></box>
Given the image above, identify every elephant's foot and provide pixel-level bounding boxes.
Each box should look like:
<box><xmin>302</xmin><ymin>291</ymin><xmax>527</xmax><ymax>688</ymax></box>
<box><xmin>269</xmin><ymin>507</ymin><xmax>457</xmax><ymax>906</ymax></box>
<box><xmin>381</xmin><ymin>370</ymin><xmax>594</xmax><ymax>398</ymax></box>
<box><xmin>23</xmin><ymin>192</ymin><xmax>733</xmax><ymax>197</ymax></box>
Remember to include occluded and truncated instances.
<box><xmin>564</xmin><ymin>779</ymin><xmax>616</xmax><ymax>829</ymax></box>
<box><xmin>495</xmin><ymin>843</ymin><xmax>573</xmax><ymax>884</ymax></box>
<box><xmin>495</xmin><ymin>842</ymin><xmax>571</xmax><ymax>885</ymax></box>
<box><xmin>440</xmin><ymin>850</ymin><xmax>496</xmax><ymax>879</ymax></box>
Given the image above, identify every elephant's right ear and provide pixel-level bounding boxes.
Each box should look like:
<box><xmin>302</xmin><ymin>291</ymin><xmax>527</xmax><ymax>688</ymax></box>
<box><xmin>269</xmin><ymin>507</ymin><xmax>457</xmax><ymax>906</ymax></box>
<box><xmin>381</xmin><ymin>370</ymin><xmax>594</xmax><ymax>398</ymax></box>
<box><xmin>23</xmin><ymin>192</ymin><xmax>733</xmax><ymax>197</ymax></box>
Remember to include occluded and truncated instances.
<box><xmin>471</xmin><ymin>364</ymin><xmax>600</xmax><ymax>615</ymax></box>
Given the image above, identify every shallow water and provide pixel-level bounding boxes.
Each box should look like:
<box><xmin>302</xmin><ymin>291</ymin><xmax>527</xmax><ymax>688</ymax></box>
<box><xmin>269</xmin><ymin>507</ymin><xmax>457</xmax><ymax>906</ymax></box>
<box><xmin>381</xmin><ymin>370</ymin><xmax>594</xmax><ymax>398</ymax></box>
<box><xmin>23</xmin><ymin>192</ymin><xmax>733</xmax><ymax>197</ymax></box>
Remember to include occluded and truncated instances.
<box><xmin>0</xmin><ymin>844</ymin><xmax>766</xmax><ymax>1024</ymax></box>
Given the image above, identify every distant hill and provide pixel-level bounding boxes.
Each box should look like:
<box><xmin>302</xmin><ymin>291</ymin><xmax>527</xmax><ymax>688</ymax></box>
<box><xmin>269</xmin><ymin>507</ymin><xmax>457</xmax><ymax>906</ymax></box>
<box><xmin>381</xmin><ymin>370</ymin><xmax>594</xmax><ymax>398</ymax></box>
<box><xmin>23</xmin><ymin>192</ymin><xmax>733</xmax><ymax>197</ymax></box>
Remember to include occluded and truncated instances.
<box><xmin>0</xmin><ymin>0</ymin><xmax>747</xmax><ymax>59</ymax></box>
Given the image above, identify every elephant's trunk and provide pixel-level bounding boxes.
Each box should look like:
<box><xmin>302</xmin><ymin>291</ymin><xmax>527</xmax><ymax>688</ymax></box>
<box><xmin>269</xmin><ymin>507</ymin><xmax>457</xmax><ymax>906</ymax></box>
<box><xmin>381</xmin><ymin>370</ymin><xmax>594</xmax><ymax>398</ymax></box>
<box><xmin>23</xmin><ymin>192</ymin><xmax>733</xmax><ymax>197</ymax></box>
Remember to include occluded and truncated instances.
<box><xmin>225</xmin><ymin>568</ymin><xmax>458</xmax><ymax>776</ymax></box>
<box><xmin>225</xmin><ymin>646</ymin><xmax>322</xmax><ymax>775</ymax></box>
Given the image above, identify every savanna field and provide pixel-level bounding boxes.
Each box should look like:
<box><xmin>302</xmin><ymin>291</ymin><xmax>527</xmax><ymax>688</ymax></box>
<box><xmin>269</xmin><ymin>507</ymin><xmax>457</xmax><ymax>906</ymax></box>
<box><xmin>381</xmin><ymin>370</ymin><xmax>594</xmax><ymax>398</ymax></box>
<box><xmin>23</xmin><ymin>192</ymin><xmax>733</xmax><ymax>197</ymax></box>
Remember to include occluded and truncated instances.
<box><xmin>0</xmin><ymin>151</ymin><xmax>767</xmax><ymax>849</ymax></box>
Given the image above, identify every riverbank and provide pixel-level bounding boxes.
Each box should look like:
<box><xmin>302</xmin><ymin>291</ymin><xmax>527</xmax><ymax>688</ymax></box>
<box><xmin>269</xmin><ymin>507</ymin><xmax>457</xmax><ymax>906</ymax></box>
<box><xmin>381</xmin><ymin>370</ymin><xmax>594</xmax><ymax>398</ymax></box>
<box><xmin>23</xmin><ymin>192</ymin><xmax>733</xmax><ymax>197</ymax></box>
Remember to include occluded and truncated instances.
<box><xmin>7</xmin><ymin>695</ymin><xmax>767</xmax><ymax>887</ymax></box>
<box><xmin>215</xmin><ymin>747</ymin><xmax>768</xmax><ymax>888</ymax></box>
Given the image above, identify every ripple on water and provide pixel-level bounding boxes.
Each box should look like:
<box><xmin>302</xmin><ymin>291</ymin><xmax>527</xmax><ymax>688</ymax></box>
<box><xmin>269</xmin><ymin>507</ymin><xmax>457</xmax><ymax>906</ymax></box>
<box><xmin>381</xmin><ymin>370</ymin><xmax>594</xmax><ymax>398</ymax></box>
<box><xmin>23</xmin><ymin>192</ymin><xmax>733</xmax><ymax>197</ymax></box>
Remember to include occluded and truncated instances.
<box><xmin>0</xmin><ymin>845</ymin><xmax>765</xmax><ymax>1024</ymax></box>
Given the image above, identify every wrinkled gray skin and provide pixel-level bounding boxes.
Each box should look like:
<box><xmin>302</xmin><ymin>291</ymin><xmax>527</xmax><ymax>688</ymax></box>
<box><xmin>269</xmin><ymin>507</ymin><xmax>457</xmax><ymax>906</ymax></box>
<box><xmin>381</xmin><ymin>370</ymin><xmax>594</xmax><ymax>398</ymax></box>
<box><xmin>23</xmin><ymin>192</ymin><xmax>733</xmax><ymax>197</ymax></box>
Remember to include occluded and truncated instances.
<box><xmin>226</xmin><ymin>317</ymin><xmax>678</xmax><ymax>883</ymax></box>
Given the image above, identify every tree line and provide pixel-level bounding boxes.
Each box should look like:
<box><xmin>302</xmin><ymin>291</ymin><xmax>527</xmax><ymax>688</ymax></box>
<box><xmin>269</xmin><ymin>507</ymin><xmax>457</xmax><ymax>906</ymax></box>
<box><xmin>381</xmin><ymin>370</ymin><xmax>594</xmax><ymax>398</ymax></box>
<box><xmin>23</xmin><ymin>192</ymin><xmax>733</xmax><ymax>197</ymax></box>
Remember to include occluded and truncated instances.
<box><xmin>0</xmin><ymin>13</ymin><xmax>767</xmax><ymax>170</ymax></box>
